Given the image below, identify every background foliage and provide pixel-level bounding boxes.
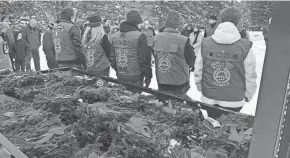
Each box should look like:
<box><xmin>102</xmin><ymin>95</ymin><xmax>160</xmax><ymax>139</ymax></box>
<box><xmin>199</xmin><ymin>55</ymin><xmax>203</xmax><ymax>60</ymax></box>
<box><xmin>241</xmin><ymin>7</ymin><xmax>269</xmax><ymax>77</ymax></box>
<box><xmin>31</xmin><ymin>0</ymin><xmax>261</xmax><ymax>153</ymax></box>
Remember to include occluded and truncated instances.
<box><xmin>0</xmin><ymin>0</ymin><xmax>274</xmax><ymax>31</ymax></box>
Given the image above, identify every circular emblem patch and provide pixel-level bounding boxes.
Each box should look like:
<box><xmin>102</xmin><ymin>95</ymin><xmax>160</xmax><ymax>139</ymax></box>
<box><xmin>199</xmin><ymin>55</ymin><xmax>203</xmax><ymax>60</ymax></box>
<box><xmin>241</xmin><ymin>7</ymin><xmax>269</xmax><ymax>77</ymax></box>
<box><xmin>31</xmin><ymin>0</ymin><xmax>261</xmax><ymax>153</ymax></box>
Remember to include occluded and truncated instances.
<box><xmin>117</xmin><ymin>53</ymin><xmax>128</xmax><ymax>67</ymax></box>
<box><xmin>158</xmin><ymin>58</ymin><xmax>171</xmax><ymax>72</ymax></box>
<box><xmin>86</xmin><ymin>48</ymin><xmax>95</xmax><ymax>68</ymax></box>
<box><xmin>213</xmin><ymin>68</ymin><xmax>231</xmax><ymax>85</ymax></box>
<box><xmin>96</xmin><ymin>80</ymin><xmax>104</xmax><ymax>87</ymax></box>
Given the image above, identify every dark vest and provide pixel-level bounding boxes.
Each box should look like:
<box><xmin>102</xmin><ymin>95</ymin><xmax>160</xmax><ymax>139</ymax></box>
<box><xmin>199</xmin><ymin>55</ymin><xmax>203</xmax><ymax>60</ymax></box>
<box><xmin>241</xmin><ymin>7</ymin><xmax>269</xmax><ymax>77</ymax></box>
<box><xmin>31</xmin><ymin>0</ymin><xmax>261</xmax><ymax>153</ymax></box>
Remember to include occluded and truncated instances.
<box><xmin>153</xmin><ymin>29</ymin><xmax>189</xmax><ymax>85</ymax></box>
<box><xmin>53</xmin><ymin>22</ymin><xmax>77</xmax><ymax>61</ymax></box>
<box><xmin>84</xmin><ymin>35</ymin><xmax>110</xmax><ymax>72</ymax></box>
<box><xmin>201</xmin><ymin>37</ymin><xmax>252</xmax><ymax>101</ymax></box>
<box><xmin>112</xmin><ymin>31</ymin><xmax>142</xmax><ymax>80</ymax></box>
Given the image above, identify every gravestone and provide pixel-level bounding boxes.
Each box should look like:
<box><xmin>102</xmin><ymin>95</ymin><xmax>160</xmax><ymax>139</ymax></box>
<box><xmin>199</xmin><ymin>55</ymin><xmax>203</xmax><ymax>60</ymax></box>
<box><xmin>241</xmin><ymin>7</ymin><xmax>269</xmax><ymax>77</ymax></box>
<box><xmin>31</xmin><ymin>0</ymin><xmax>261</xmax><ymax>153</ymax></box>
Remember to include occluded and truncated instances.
<box><xmin>248</xmin><ymin>2</ymin><xmax>290</xmax><ymax>158</ymax></box>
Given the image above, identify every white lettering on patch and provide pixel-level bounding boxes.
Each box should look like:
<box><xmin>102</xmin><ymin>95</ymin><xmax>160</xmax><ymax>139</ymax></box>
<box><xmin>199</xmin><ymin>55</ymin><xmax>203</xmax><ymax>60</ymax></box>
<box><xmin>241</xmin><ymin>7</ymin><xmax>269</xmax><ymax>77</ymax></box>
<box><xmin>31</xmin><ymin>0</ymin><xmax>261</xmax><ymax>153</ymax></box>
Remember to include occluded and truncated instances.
<box><xmin>211</xmin><ymin>61</ymin><xmax>235</xmax><ymax>86</ymax></box>
<box><xmin>86</xmin><ymin>48</ymin><xmax>95</xmax><ymax>68</ymax></box>
<box><xmin>54</xmin><ymin>38</ymin><xmax>61</xmax><ymax>54</ymax></box>
<box><xmin>157</xmin><ymin>52</ymin><xmax>174</xmax><ymax>73</ymax></box>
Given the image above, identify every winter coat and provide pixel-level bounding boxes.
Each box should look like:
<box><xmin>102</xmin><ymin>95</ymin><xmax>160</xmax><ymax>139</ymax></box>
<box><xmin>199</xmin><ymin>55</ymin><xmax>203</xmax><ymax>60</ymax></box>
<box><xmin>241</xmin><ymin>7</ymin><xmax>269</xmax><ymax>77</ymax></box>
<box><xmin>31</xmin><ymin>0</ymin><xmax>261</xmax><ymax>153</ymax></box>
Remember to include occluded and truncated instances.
<box><xmin>239</xmin><ymin>28</ymin><xmax>249</xmax><ymax>39</ymax></box>
<box><xmin>53</xmin><ymin>20</ymin><xmax>83</xmax><ymax>65</ymax></box>
<box><xmin>110</xmin><ymin>21</ymin><xmax>152</xmax><ymax>81</ymax></box>
<box><xmin>43</xmin><ymin>30</ymin><xmax>55</xmax><ymax>60</ymax></box>
<box><xmin>141</xmin><ymin>26</ymin><xmax>155</xmax><ymax>47</ymax></box>
<box><xmin>83</xmin><ymin>34</ymin><xmax>111</xmax><ymax>72</ymax></box>
<box><xmin>2</xmin><ymin>28</ymin><xmax>15</xmax><ymax>55</ymax></box>
<box><xmin>153</xmin><ymin>28</ymin><xmax>195</xmax><ymax>86</ymax></box>
<box><xmin>205</xmin><ymin>21</ymin><xmax>219</xmax><ymax>37</ymax></box>
<box><xmin>194</xmin><ymin>22</ymin><xmax>257</xmax><ymax>108</ymax></box>
<box><xmin>0</xmin><ymin>36</ymin><xmax>12</xmax><ymax>70</ymax></box>
<box><xmin>158</xmin><ymin>26</ymin><xmax>165</xmax><ymax>33</ymax></box>
<box><xmin>180</xmin><ymin>28</ymin><xmax>193</xmax><ymax>37</ymax></box>
<box><xmin>103</xmin><ymin>25</ymin><xmax>110</xmax><ymax>34</ymax></box>
<box><xmin>22</xmin><ymin>25</ymin><xmax>41</xmax><ymax>50</ymax></box>
<box><xmin>189</xmin><ymin>31</ymin><xmax>204</xmax><ymax>56</ymax></box>
<box><xmin>11</xmin><ymin>39</ymin><xmax>30</xmax><ymax>60</ymax></box>
<box><xmin>108</xmin><ymin>26</ymin><xmax>119</xmax><ymax>43</ymax></box>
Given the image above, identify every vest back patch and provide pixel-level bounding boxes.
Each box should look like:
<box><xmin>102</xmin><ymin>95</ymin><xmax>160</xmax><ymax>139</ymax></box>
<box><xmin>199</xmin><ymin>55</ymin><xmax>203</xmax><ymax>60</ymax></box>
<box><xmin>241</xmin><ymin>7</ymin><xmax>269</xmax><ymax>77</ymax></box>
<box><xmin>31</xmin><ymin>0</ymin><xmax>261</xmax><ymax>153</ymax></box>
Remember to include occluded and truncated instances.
<box><xmin>211</xmin><ymin>61</ymin><xmax>235</xmax><ymax>86</ymax></box>
<box><xmin>86</xmin><ymin>47</ymin><xmax>95</xmax><ymax>68</ymax></box>
<box><xmin>156</xmin><ymin>52</ymin><xmax>174</xmax><ymax>73</ymax></box>
<box><xmin>116</xmin><ymin>48</ymin><xmax>129</xmax><ymax>73</ymax></box>
<box><xmin>53</xmin><ymin>38</ymin><xmax>61</xmax><ymax>54</ymax></box>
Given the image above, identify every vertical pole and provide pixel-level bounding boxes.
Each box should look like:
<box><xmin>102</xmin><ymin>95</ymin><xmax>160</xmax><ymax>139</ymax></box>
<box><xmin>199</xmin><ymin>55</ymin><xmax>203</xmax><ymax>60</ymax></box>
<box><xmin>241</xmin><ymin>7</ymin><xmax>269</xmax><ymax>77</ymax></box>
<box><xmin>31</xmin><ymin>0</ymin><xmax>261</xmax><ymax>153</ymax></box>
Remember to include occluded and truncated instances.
<box><xmin>248</xmin><ymin>2</ymin><xmax>290</xmax><ymax>158</ymax></box>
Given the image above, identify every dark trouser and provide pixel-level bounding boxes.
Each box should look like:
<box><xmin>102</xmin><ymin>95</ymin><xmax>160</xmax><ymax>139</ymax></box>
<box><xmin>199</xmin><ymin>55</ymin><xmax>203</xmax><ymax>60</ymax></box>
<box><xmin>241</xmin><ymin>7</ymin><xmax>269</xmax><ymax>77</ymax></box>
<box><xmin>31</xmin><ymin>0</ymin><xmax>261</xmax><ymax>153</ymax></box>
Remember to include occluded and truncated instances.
<box><xmin>157</xmin><ymin>82</ymin><xmax>191</xmax><ymax>104</ymax></box>
<box><xmin>9</xmin><ymin>54</ymin><xmax>15</xmax><ymax>72</ymax></box>
<box><xmin>44</xmin><ymin>51</ymin><xmax>59</xmax><ymax>69</ymax></box>
<box><xmin>25</xmin><ymin>49</ymin><xmax>40</xmax><ymax>71</ymax></box>
<box><xmin>123</xmin><ymin>79</ymin><xmax>144</xmax><ymax>94</ymax></box>
<box><xmin>46</xmin><ymin>58</ymin><xmax>59</xmax><ymax>69</ymax></box>
<box><xmin>158</xmin><ymin>81</ymin><xmax>190</xmax><ymax>96</ymax></box>
<box><xmin>190</xmin><ymin>55</ymin><xmax>196</xmax><ymax>72</ymax></box>
<box><xmin>201</xmin><ymin>104</ymin><xmax>243</xmax><ymax>119</ymax></box>
<box><xmin>15</xmin><ymin>59</ymin><xmax>25</xmax><ymax>72</ymax></box>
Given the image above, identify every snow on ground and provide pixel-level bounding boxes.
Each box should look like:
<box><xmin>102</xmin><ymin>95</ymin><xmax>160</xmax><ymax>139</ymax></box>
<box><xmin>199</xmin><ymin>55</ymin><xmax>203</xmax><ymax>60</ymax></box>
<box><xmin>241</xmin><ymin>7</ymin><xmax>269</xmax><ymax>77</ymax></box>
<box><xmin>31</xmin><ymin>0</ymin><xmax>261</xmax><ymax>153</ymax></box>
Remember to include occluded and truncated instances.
<box><xmin>36</xmin><ymin>31</ymin><xmax>266</xmax><ymax>116</ymax></box>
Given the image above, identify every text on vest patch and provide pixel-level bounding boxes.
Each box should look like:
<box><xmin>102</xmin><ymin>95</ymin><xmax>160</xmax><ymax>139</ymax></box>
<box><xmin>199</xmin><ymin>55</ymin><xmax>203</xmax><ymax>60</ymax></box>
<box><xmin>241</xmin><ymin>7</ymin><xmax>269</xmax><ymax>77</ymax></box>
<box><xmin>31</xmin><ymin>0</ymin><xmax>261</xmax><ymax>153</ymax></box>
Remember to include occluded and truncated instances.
<box><xmin>156</xmin><ymin>52</ymin><xmax>174</xmax><ymax>73</ymax></box>
<box><xmin>116</xmin><ymin>48</ymin><xmax>129</xmax><ymax>73</ymax></box>
<box><xmin>114</xmin><ymin>39</ymin><xmax>138</xmax><ymax>48</ymax></box>
<box><xmin>211</xmin><ymin>61</ymin><xmax>235</xmax><ymax>87</ymax></box>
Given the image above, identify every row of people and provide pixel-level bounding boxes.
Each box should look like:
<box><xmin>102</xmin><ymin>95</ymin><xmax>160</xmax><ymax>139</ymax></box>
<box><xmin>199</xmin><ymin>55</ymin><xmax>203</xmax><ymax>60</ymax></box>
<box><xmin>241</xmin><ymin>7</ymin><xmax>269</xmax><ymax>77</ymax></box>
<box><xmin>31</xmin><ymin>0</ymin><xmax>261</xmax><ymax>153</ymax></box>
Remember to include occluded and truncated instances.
<box><xmin>0</xmin><ymin>17</ymin><xmax>42</xmax><ymax>72</ymax></box>
<box><xmin>0</xmin><ymin>6</ymin><xmax>257</xmax><ymax>118</ymax></box>
<box><xmin>50</xmin><ymin>7</ymin><xmax>257</xmax><ymax>118</ymax></box>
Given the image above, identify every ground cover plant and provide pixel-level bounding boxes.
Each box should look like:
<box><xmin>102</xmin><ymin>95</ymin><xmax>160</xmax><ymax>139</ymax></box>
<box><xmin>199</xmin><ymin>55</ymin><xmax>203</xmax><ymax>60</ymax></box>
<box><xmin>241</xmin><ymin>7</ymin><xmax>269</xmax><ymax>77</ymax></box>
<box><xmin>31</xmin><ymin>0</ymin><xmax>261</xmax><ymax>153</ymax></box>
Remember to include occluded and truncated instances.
<box><xmin>0</xmin><ymin>70</ymin><xmax>254</xmax><ymax>158</ymax></box>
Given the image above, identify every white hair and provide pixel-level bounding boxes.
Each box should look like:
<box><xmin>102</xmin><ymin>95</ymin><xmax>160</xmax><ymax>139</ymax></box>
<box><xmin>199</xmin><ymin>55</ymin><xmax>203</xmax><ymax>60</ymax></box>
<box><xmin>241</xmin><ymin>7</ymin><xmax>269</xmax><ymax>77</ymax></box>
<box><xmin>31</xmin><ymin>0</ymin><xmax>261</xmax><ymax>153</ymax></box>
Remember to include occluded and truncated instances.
<box><xmin>81</xmin><ymin>24</ymin><xmax>105</xmax><ymax>47</ymax></box>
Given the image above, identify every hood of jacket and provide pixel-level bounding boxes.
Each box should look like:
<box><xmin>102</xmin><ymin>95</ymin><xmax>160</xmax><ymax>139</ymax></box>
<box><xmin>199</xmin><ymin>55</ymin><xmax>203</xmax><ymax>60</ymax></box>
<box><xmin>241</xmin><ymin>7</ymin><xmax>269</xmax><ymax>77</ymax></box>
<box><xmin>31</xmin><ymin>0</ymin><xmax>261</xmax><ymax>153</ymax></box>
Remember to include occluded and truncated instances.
<box><xmin>120</xmin><ymin>21</ymin><xmax>140</xmax><ymax>33</ymax></box>
<box><xmin>59</xmin><ymin>20</ymin><xmax>75</xmax><ymax>25</ymax></box>
<box><xmin>211</xmin><ymin>22</ymin><xmax>241</xmax><ymax>44</ymax></box>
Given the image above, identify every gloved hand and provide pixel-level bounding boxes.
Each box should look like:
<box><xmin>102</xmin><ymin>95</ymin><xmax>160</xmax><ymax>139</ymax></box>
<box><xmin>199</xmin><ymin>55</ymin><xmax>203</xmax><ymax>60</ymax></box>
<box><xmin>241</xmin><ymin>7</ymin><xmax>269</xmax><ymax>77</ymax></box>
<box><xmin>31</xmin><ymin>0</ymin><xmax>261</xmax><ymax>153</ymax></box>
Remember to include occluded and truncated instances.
<box><xmin>145</xmin><ymin>78</ymin><xmax>151</xmax><ymax>88</ymax></box>
<box><xmin>245</xmin><ymin>97</ymin><xmax>249</xmax><ymax>102</ymax></box>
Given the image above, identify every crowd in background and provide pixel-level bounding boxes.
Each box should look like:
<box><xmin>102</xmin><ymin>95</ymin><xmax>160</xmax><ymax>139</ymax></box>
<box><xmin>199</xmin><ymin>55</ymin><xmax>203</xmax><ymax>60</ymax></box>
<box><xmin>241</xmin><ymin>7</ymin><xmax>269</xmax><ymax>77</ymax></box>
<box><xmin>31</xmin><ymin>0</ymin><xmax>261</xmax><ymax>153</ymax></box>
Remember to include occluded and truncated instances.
<box><xmin>0</xmin><ymin>6</ymin><xmax>257</xmax><ymax>118</ymax></box>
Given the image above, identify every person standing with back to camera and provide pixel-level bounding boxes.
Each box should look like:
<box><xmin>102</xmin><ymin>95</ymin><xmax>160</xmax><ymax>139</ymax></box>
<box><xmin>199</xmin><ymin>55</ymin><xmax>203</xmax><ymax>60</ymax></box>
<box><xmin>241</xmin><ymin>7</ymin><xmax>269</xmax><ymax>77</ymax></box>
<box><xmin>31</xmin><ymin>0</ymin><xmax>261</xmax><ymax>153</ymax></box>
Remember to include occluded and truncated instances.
<box><xmin>52</xmin><ymin>8</ymin><xmax>85</xmax><ymax>69</ymax></box>
<box><xmin>81</xmin><ymin>14</ymin><xmax>111</xmax><ymax>85</ymax></box>
<box><xmin>153</xmin><ymin>11</ymin><xmax>195</xmax><ymax>97</ymax></box>
<box><xmin>110</xmin><ymin>10</ymin><xmax>152</xmax><ymax>94</ymax></box>
<box><xmin>194</xmin><ymin>7</ymin><xmax>257</xmax><ymax>119</ymax></box>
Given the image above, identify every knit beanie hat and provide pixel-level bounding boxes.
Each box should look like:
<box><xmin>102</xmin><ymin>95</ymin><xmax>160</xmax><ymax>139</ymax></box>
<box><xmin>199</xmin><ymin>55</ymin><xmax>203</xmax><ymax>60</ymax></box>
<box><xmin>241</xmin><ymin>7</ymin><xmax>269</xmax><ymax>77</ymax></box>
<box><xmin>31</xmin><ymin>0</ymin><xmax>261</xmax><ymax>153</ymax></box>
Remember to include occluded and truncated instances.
<box><xmin>219</xmin><ymin>7</ymin><xmax>242</xmax><ymax>26</ymax></box>
<box><xmin>60</xmin><ymin>8</ymin><xmax>74</xmax><ymax>21</ymax></box>
<box><xmin>210</xmin><ymin>15</ymin><xmax>218</xmax><ymax>20</ymax></box>
<box><xmin>165</xmin><ymin>11</ymin><xmax>181</xmax><ymax>29</ymax></box>
<box><xmin>87</xmin><ymin>15</ymin><xmax>102</xmax><ymax>27</ymax></box>
<box><xmin>126</xmin><ymin>10</ymin><xmax>143</xmax><ymax>25</ymax></box>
